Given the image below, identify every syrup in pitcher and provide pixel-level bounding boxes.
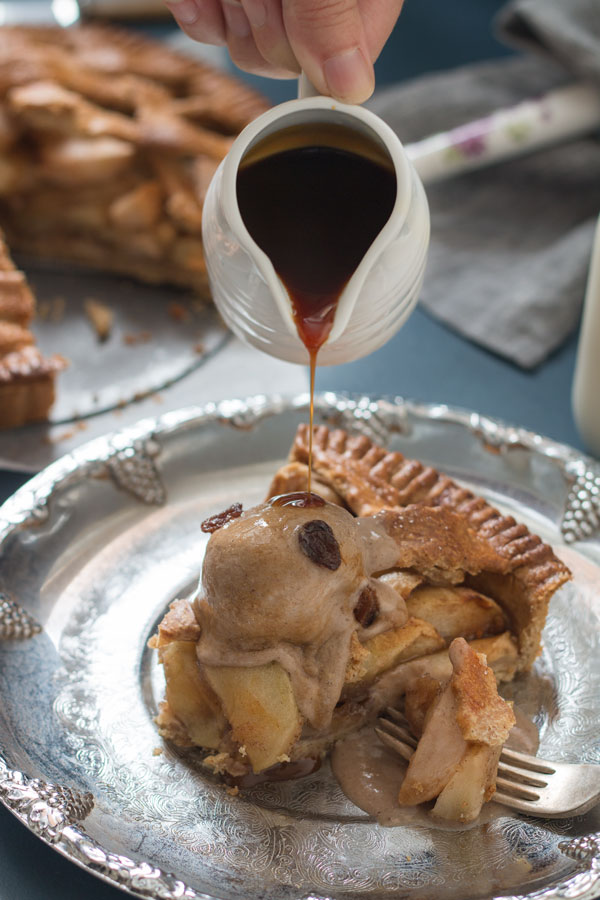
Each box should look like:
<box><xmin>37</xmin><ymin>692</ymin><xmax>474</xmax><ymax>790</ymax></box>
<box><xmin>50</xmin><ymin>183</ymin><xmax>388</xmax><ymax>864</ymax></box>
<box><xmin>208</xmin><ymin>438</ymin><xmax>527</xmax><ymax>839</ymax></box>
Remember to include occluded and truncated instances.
<box><xmin>236</xmin><ymin>123</ymin><xmax>397</xmax><ymax>490</ymax></box>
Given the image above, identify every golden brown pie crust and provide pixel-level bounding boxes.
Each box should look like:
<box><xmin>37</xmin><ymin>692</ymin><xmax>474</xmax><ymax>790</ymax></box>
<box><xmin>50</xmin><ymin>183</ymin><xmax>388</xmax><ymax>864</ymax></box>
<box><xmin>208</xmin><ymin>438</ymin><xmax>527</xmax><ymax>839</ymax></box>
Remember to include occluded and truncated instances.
<box><xmin>276</xmin><ymin>423</ymin><xmax>571</xmax><ymax>671</ymax></box>
<box><xmin>0</xmin><ymin>232</ymin><xmax>65</xmax><ymax>427</ymax></box>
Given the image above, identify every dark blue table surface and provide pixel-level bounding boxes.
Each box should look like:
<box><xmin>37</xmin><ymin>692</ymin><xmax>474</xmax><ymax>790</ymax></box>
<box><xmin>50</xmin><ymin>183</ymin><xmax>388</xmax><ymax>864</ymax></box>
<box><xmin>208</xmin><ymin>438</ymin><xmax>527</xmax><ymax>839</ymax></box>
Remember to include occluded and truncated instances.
<box><xmin>0</xmin><ymin>2</ymin><xmax>591</xmax><ymax>898</ymax></box>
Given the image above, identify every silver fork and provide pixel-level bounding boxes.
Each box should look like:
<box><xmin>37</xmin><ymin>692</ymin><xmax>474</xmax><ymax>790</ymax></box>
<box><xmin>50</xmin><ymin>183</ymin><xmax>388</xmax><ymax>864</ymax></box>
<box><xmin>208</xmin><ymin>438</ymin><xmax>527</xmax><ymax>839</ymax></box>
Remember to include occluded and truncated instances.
<box><xmin>376</xmin><ymin>707</ymin><xmax>600</xmax><ymax>819</ymax></box>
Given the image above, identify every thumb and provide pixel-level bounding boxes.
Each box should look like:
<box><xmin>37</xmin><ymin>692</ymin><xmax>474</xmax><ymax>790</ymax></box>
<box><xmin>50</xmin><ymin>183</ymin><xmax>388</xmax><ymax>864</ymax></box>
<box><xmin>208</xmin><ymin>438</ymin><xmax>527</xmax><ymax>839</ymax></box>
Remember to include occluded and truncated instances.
<box><xmin>283</xmin><ymin>0</ymin><xmax>374</xmax><ymax>103</ymax></box>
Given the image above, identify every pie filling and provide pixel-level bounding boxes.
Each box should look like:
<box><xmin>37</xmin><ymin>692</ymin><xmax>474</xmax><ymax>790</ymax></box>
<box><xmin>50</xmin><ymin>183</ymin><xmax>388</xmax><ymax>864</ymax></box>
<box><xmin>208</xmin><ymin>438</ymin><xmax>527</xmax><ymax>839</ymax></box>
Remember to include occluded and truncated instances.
<box><xmin>151</xmin><ymin>425</ymin><xmax>571</xmax><ymax>824</ymax></box>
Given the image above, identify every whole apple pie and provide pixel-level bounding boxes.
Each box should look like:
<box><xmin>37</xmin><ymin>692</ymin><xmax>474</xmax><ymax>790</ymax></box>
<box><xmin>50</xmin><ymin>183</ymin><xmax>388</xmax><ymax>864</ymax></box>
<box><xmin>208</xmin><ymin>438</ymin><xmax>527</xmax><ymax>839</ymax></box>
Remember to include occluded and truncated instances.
<box><xmin>151</xmin><ymin>426</ymin><xmax>571</xmax><ymax>823</ymax></box>
<box><xmin>0</xmin><ymin>24</ymin><xmax>269</xmax><ymax>427</ymax></box>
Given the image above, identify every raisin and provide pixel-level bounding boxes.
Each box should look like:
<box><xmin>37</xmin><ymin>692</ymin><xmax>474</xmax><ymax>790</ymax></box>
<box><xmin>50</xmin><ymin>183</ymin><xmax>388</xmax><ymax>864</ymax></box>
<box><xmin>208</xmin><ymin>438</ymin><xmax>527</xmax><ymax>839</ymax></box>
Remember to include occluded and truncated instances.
<box><xmin>354</xmin><ymin>585</ymin><xmax>379</xmax><ymax>627</ymax></box>
<box><xmin>297</xmin><ymin>519</ymin><xmax>341</xmax><ymax>570</ymax></box>
<box><xmin>201</xmin><ymin>502</ymin><xmax>243</xmax><ymax>533</ymax></box>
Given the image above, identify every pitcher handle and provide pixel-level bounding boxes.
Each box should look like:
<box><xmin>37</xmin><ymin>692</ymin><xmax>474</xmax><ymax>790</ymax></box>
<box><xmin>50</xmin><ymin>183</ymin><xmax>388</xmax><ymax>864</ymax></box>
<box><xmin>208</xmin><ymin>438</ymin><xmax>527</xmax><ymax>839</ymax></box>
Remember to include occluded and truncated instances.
<box><xmin>298</xmin><ymin>72</ymin><xmax>321</xmax><ymax>99</ymax></box>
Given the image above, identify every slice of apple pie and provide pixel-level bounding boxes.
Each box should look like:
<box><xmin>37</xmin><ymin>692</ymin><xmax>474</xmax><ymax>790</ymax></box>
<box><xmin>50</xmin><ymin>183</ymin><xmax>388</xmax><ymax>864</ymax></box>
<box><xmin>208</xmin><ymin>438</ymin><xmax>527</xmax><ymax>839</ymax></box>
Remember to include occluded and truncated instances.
<box><xmin>151</xmin><ymin>426</ymin><xmax>570</xmax><ymax>820</ymax></box>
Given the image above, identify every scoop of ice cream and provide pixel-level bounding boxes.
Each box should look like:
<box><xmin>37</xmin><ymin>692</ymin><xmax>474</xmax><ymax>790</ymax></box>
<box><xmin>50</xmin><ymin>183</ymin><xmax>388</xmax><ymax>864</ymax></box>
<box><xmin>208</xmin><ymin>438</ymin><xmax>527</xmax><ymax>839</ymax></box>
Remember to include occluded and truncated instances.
<box><xmin>198</xmin><ymin>497</ymin><xmax>364</xmax><ymax>646</ymax></box>
<box><xmin>195</xmin><ymin>495</ymin><xmax>368</xmax><ymax>728</ymax></box>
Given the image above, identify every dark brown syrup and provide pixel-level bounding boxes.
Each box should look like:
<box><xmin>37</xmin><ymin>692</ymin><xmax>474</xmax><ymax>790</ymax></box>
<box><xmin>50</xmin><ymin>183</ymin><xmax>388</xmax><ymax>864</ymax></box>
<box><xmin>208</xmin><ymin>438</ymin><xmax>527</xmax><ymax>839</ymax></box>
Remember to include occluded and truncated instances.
<box><xmin>270</xmin><ymin>491</ymin><xmax>325</xmax><ymax>509</ymax></box>
<box><xmin>237</xmin><ymin>124</ymin><xmax>396</xmax><ymax>495</ymax></box>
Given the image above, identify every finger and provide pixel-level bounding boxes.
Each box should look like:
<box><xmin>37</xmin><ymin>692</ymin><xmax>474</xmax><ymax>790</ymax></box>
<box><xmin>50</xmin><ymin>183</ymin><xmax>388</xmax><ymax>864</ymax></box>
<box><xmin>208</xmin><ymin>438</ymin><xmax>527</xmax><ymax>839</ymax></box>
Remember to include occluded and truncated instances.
<box><xmin>240</xmin><ymin>0</ymin><xmax>300</xmax><ymax>75</ymax></box>
<box><xmin>222</xmin><ymin>0</ymin><xmax>299</xmax><ymax>77</ymax></box>
<box><xmin>283</xmin><ymin>0</ymin><xmax>374</xmax><ymax>103</ymax></box>
<box><xmin>165</xmin><ymin>0</ymin><xmax>226</xmax><ymax>45</ymax></box>
<box><xmin>359</xmin><ymin>0</ymin><xmax>405</xmax><ymax>61</ymax></box>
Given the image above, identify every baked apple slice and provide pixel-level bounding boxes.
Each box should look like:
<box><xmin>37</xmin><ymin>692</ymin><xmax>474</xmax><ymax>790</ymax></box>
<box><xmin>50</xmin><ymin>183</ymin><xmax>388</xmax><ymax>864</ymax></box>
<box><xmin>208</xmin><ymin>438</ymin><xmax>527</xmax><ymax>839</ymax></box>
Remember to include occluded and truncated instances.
<box><xmin>158</xmin><ymin>641</ymin><xmax>226</xmax><ymax>750</ymax></box>
<box><xmin>203</xmin><ymin>661</ymin><xmax>303</xmax><ymax>773</ymax></box>
<box><xmin>397</xmin><ymin>637</ymin><xmax>515</xmax><ymax>821</ymax></box>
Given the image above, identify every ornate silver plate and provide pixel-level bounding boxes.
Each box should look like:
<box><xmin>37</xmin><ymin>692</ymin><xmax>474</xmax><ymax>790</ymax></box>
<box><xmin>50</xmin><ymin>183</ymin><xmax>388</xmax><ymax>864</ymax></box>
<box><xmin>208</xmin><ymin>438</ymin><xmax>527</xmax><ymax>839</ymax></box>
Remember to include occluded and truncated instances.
<box><xmin>1</xmin><ymin>393</ymin><xmax>599</xmax><ymax>900</ymax></box>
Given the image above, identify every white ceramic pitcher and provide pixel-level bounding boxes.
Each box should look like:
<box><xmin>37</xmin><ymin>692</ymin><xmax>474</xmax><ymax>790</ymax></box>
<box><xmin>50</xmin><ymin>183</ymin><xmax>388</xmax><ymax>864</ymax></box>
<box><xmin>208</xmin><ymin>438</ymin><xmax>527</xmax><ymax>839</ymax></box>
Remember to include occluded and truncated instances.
<box><xmin>202</xmin><ymin>96</ymin><xmax>430</xmax><ymax>366</ymax></box>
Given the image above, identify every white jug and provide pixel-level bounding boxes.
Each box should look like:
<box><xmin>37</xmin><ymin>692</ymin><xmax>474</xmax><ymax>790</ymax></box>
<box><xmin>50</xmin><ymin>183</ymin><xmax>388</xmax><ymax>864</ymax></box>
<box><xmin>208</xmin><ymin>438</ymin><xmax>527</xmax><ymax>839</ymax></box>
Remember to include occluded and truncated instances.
<box><xmin>202</xmin><ymin>96</ymin><xmax>430</xmax><ymax>366</ymax></box>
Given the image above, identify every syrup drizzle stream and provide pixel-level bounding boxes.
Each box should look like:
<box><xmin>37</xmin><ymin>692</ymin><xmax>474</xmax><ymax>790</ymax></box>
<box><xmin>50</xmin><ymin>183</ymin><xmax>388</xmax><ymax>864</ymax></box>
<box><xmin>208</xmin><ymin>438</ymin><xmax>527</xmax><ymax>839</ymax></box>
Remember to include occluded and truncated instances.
<box><xmin>294</xmin><ymin>327</ymin><xmax>333</xmax><ymax>497</ymax></box>
<box><xmin>309</xmin><ymin>352</ymin><xmax>316</xmax><ymax>495</ymax></box>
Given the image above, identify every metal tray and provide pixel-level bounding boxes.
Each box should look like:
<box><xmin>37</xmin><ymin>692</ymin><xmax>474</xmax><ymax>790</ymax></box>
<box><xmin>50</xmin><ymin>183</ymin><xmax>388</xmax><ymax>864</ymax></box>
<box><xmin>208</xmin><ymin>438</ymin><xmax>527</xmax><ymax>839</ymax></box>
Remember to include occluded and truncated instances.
<box><xmin>0</xmin><ymin>393</ymin><xmax>599</xmax><ymax>900</ymax></box>
<box><xmin>24</xmin><ymin>259</ymin><xmax>228</xmax><ymax>423</ymax></box>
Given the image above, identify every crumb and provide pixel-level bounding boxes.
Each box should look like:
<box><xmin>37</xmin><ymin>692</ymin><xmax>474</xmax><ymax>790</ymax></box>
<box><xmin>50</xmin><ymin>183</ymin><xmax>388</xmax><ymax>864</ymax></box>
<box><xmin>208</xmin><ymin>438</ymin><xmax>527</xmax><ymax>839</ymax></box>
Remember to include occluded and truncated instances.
<box><xmin>194</xmin><ymin>342</ymin><xmax>205</xmax><ymax>355</ymax></box>
<box><xmin>226</xmin><ymin>786</ymin><xmax>239</xmax><ymax>797</ymax></box>
<box><xmin>168</xmin><ymin>301</ymin><xmax>190</xmax><ymax>322</ymax></box>
<box><xmin>406</xmin><ymin>856</ymin><xmax>412</xmax><ymax>862</ymax></box>
<box><xmin>84</xmin><ymin>298</ymin><xmax>113</xmax><ymax>342</ymax></box>
<box><xmin>123</xmin><ymin>330</ymin><xmax>152</xmax><ymax>346</ymax></box>
<box><xmin>152</xmin><ymin>747</ymin><xmax>163</xmax><ymax>757</ymax></box>
<box><xmin>202</xmin><ymin>752</ymin><xmax>230</xmax><ymax>775</ymax></box>
<box><xmin>38</xmin><ymin>296</ymin><xmax>66</xmax><ymax>323</ymax></box>
<box><xmin>42</xmin><ymin>420</ymin><xmax>87</xmax><ymax>444</ymax></box>
<box><xmin>238</xmin><ymin>745</ymin><xmax>247</xmax><ymax>758</ymax></box>
<box><xmin>276</xmin><ymin>754</ymin><xmax>291</xmax><ymax>764</ymax></box>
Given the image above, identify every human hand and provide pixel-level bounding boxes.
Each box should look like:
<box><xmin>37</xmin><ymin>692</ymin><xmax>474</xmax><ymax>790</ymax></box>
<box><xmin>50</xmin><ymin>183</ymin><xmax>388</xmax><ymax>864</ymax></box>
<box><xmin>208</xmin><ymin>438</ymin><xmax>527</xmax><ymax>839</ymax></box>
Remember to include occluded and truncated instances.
<box><xmin>164</xmin><ymin>0</ymin><xmax>405</xmax><ymax>104</ymax></box>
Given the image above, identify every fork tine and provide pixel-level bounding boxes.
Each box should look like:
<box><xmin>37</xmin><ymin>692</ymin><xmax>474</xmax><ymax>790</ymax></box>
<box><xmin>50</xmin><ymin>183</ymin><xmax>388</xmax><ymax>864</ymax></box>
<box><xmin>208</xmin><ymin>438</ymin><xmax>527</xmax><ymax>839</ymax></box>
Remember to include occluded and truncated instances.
<box><xmin>374</xmin><ymin>727</ymin><xmax>414</xmax><ymax>763</ymax></box>
<box><xmin>495</xmin><ymin>777</ymin><xmax>541</xmax><ymax>802</ymax></box>
<box><xmin>378</xmin><ymin>717</ymin><xmax>418</xmax><ymax>749</ymax></box>
<box><xmin>500</xmin><ymin>746</ymin><xmax>556</xmax><ymax>775</ymax></box>
<box><xmin>384</xmin><ymin>706</ymin><xmax>410</xmax><ymax>725</ymax></box>
<box><xmin>493</xmin><ymin>791</ymin><xmax>541</xmax><ymax>813</ymax></box>
<box><xmin>497</xmin><ymin>763</ymin><xmax>548</xmax><ymax>789</ymax></box>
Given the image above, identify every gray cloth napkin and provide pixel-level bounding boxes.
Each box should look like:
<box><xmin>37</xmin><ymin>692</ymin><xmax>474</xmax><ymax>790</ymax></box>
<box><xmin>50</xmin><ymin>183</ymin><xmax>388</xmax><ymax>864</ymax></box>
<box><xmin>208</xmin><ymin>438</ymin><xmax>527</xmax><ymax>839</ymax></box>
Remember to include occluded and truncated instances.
<box><xmin>368</xmin><ymin>0</ymin><xmax>600</xmax><ymax>369</ymax></box>
<box><xmin>497</xmin><ymin>0</ymin><xmax>600</xmax><ymax>84</ymax></box>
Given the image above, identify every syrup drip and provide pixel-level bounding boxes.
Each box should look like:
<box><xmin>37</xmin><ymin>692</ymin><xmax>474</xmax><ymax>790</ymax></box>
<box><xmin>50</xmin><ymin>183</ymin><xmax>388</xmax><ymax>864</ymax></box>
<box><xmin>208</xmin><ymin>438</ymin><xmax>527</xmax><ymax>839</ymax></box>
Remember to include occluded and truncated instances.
<box><xmin>236</xmin><ymin>124</ymin><xmax>396</xmax><ymax>493</ymax></box>
<box><xmin>270</xmin><ymin>491</ymin><xmax>325</xmax><ymax>509</ymax></box>
<box><xmin>308</xmin><ymin>350</ymin><xmax>316</xmax><ymax>494</ymax></box>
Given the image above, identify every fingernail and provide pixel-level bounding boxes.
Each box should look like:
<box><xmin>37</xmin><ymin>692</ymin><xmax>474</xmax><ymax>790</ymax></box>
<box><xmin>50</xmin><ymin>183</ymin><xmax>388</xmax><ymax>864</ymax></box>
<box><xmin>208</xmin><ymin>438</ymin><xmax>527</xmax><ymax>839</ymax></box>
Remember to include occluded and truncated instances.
<box><xmin>165</xmin><ymin>0</ymin><xmax>200</xmax><ymax>25</ymax></box>
<box><xmin>222</xmin><ymin>0</ymin><xmax>251</xmax><ymax>37</ymax></box>
<box><xmin>323</xmin><ymin>47</ymin><xmax>374</xmax><ymax>103</ymax></box>
<box><xmin>242</xmin><ymin>0</ymin><xmax>267</xmax><ymax>28</ymax></box>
